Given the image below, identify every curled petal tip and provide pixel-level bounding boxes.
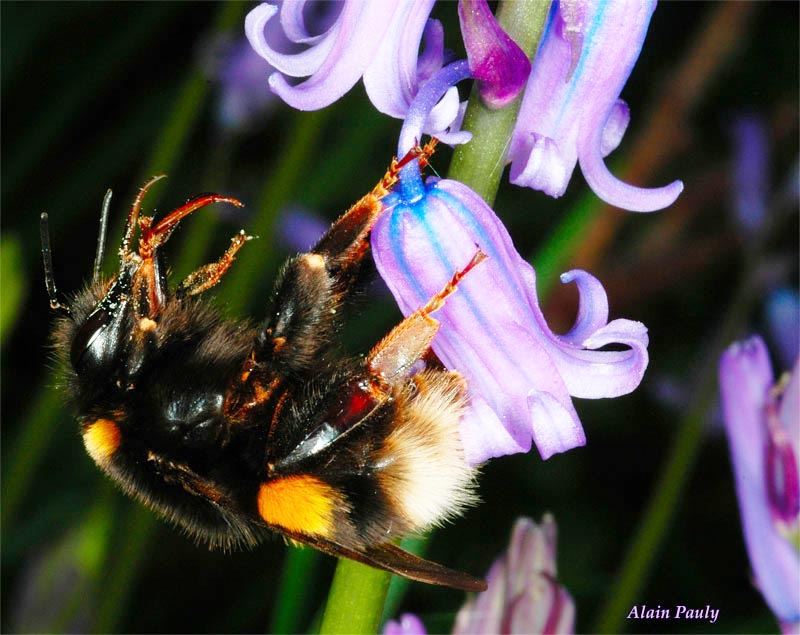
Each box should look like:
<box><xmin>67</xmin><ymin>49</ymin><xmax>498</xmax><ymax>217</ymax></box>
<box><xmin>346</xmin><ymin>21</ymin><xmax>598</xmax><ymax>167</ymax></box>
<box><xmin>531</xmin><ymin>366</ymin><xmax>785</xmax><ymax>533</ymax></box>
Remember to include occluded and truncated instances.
<box><xmin>581</xmin><ymin>140</ymin><xmax>685</xmax><ymax>212</ymax></box>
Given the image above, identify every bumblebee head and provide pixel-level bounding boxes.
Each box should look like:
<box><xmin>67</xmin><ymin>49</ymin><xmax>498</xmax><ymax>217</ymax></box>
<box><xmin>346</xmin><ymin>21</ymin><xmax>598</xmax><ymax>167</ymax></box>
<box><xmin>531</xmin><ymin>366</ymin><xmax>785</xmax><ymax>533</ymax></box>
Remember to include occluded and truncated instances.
<box><xmin>41</xmin><ymin>178</ymin><xmax>245</xmax><ymax>385</ymax></box>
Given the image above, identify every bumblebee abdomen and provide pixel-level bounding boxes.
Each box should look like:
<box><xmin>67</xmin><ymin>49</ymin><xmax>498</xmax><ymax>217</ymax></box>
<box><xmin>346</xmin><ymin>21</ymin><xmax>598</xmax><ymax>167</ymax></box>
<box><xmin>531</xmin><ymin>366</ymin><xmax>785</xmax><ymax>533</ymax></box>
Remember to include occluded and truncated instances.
<box><xmin>375</xmin><ymin>370</ymin><xmax>478</xmax><ymax>532</ymax></box>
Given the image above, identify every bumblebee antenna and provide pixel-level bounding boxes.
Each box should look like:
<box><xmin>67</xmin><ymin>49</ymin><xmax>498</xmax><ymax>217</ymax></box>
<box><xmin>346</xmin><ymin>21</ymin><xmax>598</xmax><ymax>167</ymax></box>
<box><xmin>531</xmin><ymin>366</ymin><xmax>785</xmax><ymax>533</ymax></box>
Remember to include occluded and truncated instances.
<box><xmin>39</xmin><ymin>213</ymin><xmax>72</xmax><ymax>317</ymax></box>
<box><xmin>93</xmin><ymin>189</ymin><xmax>112</xmax><ymax>283</ymax></box>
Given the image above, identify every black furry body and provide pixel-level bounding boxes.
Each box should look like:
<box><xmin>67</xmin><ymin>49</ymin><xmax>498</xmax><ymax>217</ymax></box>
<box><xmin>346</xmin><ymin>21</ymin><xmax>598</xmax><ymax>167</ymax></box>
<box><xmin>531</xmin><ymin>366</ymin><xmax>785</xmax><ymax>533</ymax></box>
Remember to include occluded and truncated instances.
<box><xmin>47</xmin><ymin>154</ymin><xmax>484</xmax><ymax>590</ymax></box>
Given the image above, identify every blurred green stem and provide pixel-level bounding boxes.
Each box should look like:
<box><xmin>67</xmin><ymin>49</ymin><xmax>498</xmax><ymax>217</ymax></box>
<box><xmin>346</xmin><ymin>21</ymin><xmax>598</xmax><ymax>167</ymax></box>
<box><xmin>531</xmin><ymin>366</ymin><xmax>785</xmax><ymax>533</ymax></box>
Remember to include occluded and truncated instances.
<box><xmin>2</xmin><ymin>387</ymin><xmax>61</xmax><ymax>529</ymax></box>
<box><xmin>319</xmin><ymin>2</ymin><xmax>551</xmax><ymax>632</ymax></box>
<box><xmin>222</xmin><ymin>109</ymin><xmax>330</xmax><ymax>315</ymax></box>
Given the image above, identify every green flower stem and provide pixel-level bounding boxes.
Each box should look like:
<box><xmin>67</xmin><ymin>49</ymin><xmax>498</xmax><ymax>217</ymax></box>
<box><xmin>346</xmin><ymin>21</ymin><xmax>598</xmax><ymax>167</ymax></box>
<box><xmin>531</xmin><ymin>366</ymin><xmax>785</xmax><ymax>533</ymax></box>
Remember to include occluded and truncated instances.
<box><xmin>319</xmin><ymin>3</ymin><xmax>551</xmax><ymax>632</ymax></box>
<box><xmin>449</xmin><ymin>0</ymin><xmax>551</xmax><ymax>206</ymax></box>
<box><xmin>380</xmin><ymin>535</ymin><xmax>429</xmax><ymax>625</ymax></box>
<box><xmin>320</xmin><ymin>558</ymin><xmax>394</xmax><ymax>635</ymax></box>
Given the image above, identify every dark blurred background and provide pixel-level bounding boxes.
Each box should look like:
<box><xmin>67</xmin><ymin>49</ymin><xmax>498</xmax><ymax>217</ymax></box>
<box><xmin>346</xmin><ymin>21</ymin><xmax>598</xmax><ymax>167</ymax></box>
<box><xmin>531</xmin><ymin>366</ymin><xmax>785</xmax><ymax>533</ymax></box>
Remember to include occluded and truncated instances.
<box><xmin>2</xmin><ymin>2</ymin><xmax>798</xmax><ymax>633</ymax></box>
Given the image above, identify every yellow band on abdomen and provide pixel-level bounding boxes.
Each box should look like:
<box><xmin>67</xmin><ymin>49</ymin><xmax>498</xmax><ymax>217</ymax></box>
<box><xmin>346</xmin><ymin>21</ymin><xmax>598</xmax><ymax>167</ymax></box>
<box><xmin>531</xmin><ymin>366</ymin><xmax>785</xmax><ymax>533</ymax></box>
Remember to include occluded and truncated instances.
<box><xmin>257</xmin><ymin>475</ymin><xmax>339</xmax><ymax>537</ymax></box>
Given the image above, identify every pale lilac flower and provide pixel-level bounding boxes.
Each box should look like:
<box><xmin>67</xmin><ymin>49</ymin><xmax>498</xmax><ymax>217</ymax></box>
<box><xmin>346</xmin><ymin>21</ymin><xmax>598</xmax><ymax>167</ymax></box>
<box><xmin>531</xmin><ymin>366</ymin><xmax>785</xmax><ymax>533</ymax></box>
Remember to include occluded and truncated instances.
<box><xmin>454</xmin><ymin>516</ymin><xmax>575</xmax><ymax>634</ymax></box>
<box><xmin>374</xmin><ymin>63</ymin><xmax>649</xmax><ymax>461</ymax></box>
<box><xmin>245</xmin><ymin>1</ymin><xmax>532</xmax><ymax>141</ymax></box>
<box><xmin>719</xmin><ymin>336</ymin><xmax>800</xmax><ymax>631</ymax></box>
<box><xmin>508</xmin><ymin>0</ymin><xmax>683</xmax><ymax>212</ymax></box>
<box><xmin>244</xmin><ymin>0</ymin><xmax>464</xmax><ymax>141</ymax></box>
<box><xmin>458</xmin><ymin>0</ymin><xmax>531</xmax><ymax>109</ymax></box>
<box><xmin>382</xmin><ymin>517</ymin><xmax>574</xmax><ymax>635</ymax></box>
<box><xmin>731</xmin><ymin>115</ymin><xmax>770</xmax><ymax>236</ymax></box>
<box><xmin>384</xmin><ymin>613</ymin><xmax>428</xmax><ymax>635</ymax></box>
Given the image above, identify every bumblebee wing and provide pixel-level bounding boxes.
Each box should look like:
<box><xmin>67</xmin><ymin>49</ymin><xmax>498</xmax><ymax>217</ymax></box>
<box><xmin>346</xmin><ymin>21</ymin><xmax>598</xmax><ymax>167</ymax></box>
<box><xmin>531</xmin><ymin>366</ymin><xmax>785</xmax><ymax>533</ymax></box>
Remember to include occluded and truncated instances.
<box><xmin>281</xmin><ymin>528</ymin><xmax>487</xmax><ymax>592</ymax></box>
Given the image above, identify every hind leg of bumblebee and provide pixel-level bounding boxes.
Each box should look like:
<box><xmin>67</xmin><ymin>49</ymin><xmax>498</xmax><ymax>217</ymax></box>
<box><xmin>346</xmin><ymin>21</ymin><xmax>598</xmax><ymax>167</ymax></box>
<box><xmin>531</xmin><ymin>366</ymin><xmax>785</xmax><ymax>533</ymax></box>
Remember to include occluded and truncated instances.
<box><xmin>367</xmin><ymin>249</ymin><xmax>486</xmax><ymax>384</ymax></box>
<box><xmin>312</xmin><ymin>139</ymin><xmax>437</xmax><ymax>281</ymax></box>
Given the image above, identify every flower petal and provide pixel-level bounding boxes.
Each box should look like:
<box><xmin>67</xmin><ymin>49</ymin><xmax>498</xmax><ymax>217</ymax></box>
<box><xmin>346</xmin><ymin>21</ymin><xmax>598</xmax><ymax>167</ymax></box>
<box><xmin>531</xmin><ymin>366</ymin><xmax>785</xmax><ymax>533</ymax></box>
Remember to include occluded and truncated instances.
<box><xmin>363</xmin><ymin>0</ymin><xmax>435</xmax><ymax>119</ymax></box>
<box><xmin>416</xmin><ymin>19</ymin><xmax>445</xmax><ymax>82</ymax></box>
<box><xmin>780</xmin><ymin>359</ymin><xmax>800</xmax><ymax>469</ymax></box>
<box><xmin>397</xmin><ymin>59</ymin><xmax>472</xmax><ymax>155</ymax></box>
<box><xmin>509</xmin><ymin>0</ymin><xmax>682</xmax><ymax>212</ymax></box>
<box><xmin>558</xmin><ymin>269</ymin><xmax>609</xmax><ymax>345</ymax></box>
<box><xmin>362</xmin><ymin>1</ymin><xmax>463</xmax><ymax>138</ymax></box>
<box><xmin>508</xmin><ymin>133</ymin><xmax>570</xmax><ymax>197</ymax></box>
<box><xmin>245</xmin><ymin>2</ymin><xmax>337</xmax><ymax>78</ymax></box>
<box><xmin>528</xmin><ymin>388</ymin><xmax>587</xmax><ymax>461</ymax></box>
<box><xmin>383</xmin><ymin>613</ymin><xmax>428</xmax><ymax>635</ymax></box>
<box><xmin>454</xmin><ymin>516</ymin><xmax>575</xmax><ymax>634</ymax></box>
<box><xmin>578</xmin><ymin>105</ymin><xmax>684</xmax><ymax>212</ymax></box>
<box><xmin>600</xmin><ymin>99</ymin><xmax>630</xmax><ymax>157</ymax></box>
<box><xmin>279</xmin><ymin>0</ymin><xmax>336</xmax><ymax>44</ymax></box>
<box><xmin>266</xmin><ymin>2</ymin><xmax>398</xmax><ymax>110</ymax></box>
<box><xmin>459</xmin><ymin>395</ymin><xmax>526</xmax><ymax>465</ymax></box>
<box><xmin>720</xmin><ymin>336</ymin><xmax>800</xmax><ymax>624</ymax></box>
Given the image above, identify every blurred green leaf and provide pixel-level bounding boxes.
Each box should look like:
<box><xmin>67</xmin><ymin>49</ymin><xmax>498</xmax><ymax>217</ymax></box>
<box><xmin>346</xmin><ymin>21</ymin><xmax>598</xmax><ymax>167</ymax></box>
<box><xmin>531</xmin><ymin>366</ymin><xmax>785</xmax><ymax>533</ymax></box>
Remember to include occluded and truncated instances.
<box><xmin>0</xmin><ymin>235</ymin><xmax>26</xmax><ymax>343</ymax></box>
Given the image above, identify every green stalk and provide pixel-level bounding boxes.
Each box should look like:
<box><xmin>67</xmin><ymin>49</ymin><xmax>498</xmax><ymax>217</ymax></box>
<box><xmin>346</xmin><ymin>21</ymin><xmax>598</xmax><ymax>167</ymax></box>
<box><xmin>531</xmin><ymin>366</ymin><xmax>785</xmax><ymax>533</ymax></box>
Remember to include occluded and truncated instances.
<box><xmin>319</xmin><ymin>559</ymin><xmax>394</xmax><ymax>635</ymax></box>
<box><xmin>449</xmin><ymin>0</ymin><xmax>552</xmax><ymax>206</ymax></box>
<box><xmin>319</xmin><ymin>3</ymin><xmax>551</xmax><ymax>632</ymax></box>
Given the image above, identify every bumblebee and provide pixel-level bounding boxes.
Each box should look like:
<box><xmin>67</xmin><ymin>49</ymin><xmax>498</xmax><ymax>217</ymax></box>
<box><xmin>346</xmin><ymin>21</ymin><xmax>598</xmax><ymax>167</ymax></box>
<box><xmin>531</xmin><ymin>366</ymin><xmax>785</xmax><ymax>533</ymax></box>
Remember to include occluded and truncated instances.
<box><xmin>42</xmin><ymin>142</ymin><xmax>487</xmax><ymax>592</ymax></box>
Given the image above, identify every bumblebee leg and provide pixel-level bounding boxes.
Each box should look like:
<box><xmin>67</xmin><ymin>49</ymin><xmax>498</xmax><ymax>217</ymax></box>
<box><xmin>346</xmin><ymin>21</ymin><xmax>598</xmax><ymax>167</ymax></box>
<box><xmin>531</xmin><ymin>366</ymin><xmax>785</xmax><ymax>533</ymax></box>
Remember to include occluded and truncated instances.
<box><xmin>254</xmin><ymin>142</ymin><xmax>438</xmax><ymax>374</ymax></box>
<box><xmin>312</xmin><ymin>139</ymin><xmax>437</xmax><ymax>279</ymax></box>
<box><xmin>176</xmin><ymin>231</ymin><xmax>253</xmax><ymax>297</ymax></box>
<box><xmin>259</xmin><ymin>253</ymin><xmax>338</xmax><ymax>373</ymax></box>
<box><xmin>367</xmin><ymin>250</ymin><xmax>486</xmax><ymax>383</ymax></box>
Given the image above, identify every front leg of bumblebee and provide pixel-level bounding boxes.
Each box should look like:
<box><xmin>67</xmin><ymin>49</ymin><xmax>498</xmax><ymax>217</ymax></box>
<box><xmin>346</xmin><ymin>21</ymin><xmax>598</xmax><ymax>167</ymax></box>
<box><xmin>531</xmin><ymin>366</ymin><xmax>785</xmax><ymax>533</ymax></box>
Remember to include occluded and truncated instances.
<box><xmin>43</xmin><ymin>143</ymin><xmax>487</xmax><ymax>592</ymax></box>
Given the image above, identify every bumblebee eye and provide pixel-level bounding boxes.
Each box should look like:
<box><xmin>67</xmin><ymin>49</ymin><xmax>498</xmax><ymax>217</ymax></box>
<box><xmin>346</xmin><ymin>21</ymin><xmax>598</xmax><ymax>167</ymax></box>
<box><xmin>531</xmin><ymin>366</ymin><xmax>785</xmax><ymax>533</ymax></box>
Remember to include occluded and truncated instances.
<box><xmin>70</xmin><ymin>308</ymin><xmax>114</xmax><ymax>372</ymax></box>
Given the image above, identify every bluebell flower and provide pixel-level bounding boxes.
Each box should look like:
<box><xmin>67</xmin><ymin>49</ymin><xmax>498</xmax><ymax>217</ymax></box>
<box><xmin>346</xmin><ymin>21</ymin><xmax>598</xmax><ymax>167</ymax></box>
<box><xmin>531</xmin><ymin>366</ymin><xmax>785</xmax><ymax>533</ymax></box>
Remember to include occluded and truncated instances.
<box><xmin>507</xmin><ymin>0</ymin><xmax>683</xmax><ymax>211</ymax></box>
<box><xmin>245</xmin><ymin>0</ymin><xmax>463</xmax><ymax>141</ymax></box>
<box><xmin>719</xmin><ymin>336</ymin><xmax>800</xmax><ymax>631</ymax></box>
<box><xmin>245</xmin><ymin>0</ymin><xmax>530</xmax><ymax>142</ymax></box>
<box><xmin>373</xmin><ymin>62</ymin><xmax>649</xmax><ymax>461</ymax></box>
